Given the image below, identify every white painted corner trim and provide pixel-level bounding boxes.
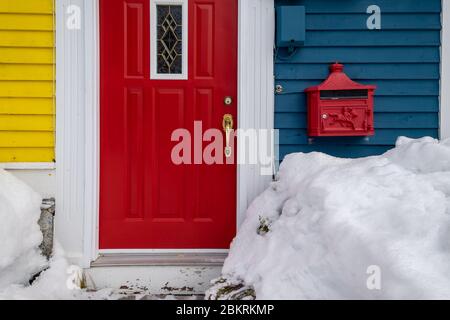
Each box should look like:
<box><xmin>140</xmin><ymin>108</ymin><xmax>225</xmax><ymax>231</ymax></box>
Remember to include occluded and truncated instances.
<box><xmin>56</xmin><ymin>0</ymin><xmax>274</xmax><ymax>268</ymax></box>
<box><xmin>83</xmin><ymin>0</ymin><xmax>101</xmax><ymax>268</ymax></box>
<box><xmin>237</xmin><ymin>0</ymin><xmax>275</xmax><ymax>225</ymax></box>
<box><xmin>56</xmin><ymin>0</ymin><xmax>100</xmax><ymax>267</ymax></box>
<box><xmin>441</xmin><ymin>0</ymin><xmax>450</xmax><ymax>140</ymax></box>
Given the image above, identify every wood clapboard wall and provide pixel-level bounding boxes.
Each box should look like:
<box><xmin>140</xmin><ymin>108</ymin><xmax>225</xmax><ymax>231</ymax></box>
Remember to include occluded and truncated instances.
<box><xmin>274</xmin><ymin>0</ymin><xmax>441</xmax><ymax>159</ymax></box>
<box><xmin>0</xmin><ymin>0</ymin><xmax>54</xmax><ymax>162</ymax></box>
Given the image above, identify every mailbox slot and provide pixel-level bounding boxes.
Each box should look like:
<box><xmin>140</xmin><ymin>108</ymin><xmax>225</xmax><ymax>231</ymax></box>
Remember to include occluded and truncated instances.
<box><xmin>320</xmin><ymin>90</ymin><xmax>368</xmax><ymax>100</ymax></box>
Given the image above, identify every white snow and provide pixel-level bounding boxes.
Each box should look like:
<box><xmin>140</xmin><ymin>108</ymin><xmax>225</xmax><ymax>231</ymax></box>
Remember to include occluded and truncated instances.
<box><xmin>0</xmin><ymin>169</ymin><xmax>116</xmax><ymax>300</ymax></box>
<box><xmin>213</xmin><ymin>137</ymin><xmax>450</xmax><ymax>299</ymax></box>
<box><xmin>0</xmin><ymin>168</ymin><xmax>176</xmax><ymax>300</ymax></box>
<box><xmin>0</xmin><ymin>244</ymin><xmax>116</xmax><ymax>300</ymax></box>
<box><xmin>3</xmin><ymin>137</ymin><xmax>450</xmax><ymax>300</ymax></box>
<box><xmin>0</xmin><ymin>169</ymin><xmax>47</xmax><ymax>288</ymax></box>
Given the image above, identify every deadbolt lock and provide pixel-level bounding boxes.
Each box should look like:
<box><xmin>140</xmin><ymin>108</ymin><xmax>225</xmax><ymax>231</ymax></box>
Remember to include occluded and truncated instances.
<box><xmin>224</xmin><ymin>96</ymin><xmax>233</xmax><ymax>106</ymax></box>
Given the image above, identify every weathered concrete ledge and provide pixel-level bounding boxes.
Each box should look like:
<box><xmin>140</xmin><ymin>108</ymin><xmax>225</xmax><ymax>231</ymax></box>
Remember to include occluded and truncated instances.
<box><xmin>39</xmin><ymin>198</ymin><xmax>55</xmax><ymax>259</ymax></box>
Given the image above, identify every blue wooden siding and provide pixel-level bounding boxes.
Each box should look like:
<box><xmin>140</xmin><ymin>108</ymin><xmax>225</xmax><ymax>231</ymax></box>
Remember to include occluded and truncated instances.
<box><xmin>274</xmin><ymin>0</ymin><xmax>442</xmax><ymax>160</ymax></box>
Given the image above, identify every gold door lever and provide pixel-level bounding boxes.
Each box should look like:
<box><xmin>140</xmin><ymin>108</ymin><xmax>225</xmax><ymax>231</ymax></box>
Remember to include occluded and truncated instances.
<box><xmin>222</xmin><ymin>114</ymin><xmax>234</xmax><ymax>132</ymax></box>
<box><xmin>222</xmin><ymin>114</ymin><xmax>234</xmax><ymax>158</ymax></box>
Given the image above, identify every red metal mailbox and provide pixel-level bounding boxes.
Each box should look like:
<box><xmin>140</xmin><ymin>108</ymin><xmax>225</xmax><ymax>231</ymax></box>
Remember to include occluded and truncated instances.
<box><xmin>305</xmin><ymin>63</ymin><xmax>376</xmax><ymax>137</ymax></box>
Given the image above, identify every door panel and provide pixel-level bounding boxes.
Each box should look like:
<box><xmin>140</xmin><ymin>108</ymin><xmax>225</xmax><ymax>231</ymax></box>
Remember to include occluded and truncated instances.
<box><xmin>100</xmin><ymin>0</ymin><xmax>238</xmax><ymax>249</ymax></box>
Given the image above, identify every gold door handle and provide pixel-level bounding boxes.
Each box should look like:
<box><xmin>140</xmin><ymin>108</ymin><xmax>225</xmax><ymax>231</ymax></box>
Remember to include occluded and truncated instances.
<box><xmin>222</xmin><ymin>114</ymin><xmax>234</xmax><ymax>158</ymax></box>
<box><xmin>222</xmin><ymin>114</ymin><xmax>234</xmax><ymax>132</ymax></box>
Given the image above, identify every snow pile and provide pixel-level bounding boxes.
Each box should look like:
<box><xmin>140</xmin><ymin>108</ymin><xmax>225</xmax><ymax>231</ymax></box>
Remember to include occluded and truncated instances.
<box><xmin>0</xmin><ymin>169</ymin><xmax>47</xmax><ymax>288</ymax></box>
<box><xmin>0</xmin><ymin>169</ymin><xmax>121</xmax><ymax>300</ymax></box>
<box><xmin>0</xmin><ymin>244</ymin><xmax>116</xmax><ymax>300</ymax></box>
<box><xmin>211</xmin><ymin>137</ymin><xmax>450</xmax><ymax>299</ymax></box>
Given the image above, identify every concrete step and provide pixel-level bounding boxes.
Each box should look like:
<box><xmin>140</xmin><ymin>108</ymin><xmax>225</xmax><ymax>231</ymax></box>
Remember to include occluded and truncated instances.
<box><xmin>85</xmin><ymin>253</ymin><xmax>225</xmax><ymax>295</ymax></box>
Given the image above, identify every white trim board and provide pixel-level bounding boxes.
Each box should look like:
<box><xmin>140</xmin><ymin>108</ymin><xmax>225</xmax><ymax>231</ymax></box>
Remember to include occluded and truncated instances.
<box><xmin>56</xmin><ymin>0</ymin><xmax>275</xmax><ymax>268</ymax></box>
<box><xmin>83</xmin><ymin>0</ymin><xmax>101</xmax><ymax>269</ymax></box>
<box><xmin>5</xmin><ymin>169</ymin><xmax>56</xmax><ymax>199</ymax></box>
<box><xmin>56</xmin><ymin>0</ymin><xmax>98</xmax><ymax>266</ymax></box>
<box><xmin>0</xmin><ymin>163</ymin><xmax>56</xmax><ymax>198</ymax></box>
<box><xmin>237</xmin><ymin>0</ymin><xmax>275</xmax><ymax>226</ymax></box>
<box><xmin>441</xmin><ymin>0</ymin><xmax>450</xmax><ymax>140</ymax></box>
<box><xmin>0</xmin><ymin>162</ymin><xmax>55</xmax><ymax>170</ymax></box>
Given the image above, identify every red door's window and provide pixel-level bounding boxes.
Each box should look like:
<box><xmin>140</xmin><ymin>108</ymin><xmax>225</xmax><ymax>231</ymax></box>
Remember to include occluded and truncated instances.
<box><xmin>156</xmin><ymin>5</ymin><xmax>183</xmax><ymax>74</ymax></box>
<box><xmin>151</xmin><ymin>0</ymin><xmax>188</xmax><ymax>80</ymax></box>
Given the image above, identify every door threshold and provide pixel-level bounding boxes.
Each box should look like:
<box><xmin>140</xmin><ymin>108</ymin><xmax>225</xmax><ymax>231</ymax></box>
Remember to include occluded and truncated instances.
<box><xmin>92</xmin><ymin>252</ymin><xmax>228</xmax><ymax>267</ymax></box>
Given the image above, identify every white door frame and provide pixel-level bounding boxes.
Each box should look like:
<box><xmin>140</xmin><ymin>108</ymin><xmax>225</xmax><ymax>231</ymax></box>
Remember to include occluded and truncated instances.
<box><xmin>441</xmin><ymin>0</ymin><xmax>450</xmax><ymax>140</ymax></box>
<box><xmin>55</xmin><ymin>0</ymin><xmax>275</xmax><ymax>267</ymax></box>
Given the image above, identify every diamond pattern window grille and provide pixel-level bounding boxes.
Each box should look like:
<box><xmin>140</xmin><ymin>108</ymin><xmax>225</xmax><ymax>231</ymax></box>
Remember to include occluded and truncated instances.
<box><xmin>157</xmin><ymin>5</ymin><xmax>183</xmax><ymax>74</ymax></box>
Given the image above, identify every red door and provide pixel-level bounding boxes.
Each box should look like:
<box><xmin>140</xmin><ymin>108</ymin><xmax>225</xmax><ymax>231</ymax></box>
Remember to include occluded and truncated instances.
<box><xmin>100</xmin><ymin>0</ymin><xmax>237</xmax><ymax>249</ymax></box>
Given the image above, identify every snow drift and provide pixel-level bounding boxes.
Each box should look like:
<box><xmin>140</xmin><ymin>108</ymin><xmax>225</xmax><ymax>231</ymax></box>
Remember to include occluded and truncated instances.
<box><xmin>0</xmin><ymin>169</ymin><xmax>116</xmax><ymax>300</ymax></box>
<box><xmin>209</xmin><ymin>137</ymin><xmax>450</xmax><ymax>299</ymax></box>
<box><xmin>0</xmin><ymin>169</ymin><xmax>46</xmax><ymax>288</ymax></box>
<box><xmin>0</xmin><ymin>243</ymin><xmax>116</xmax><ymax>300</ymax></box>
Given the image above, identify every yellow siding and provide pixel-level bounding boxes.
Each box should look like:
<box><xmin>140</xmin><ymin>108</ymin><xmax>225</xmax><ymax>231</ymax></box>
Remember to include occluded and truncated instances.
<box><xmin>0</xmin><ymin>115</ymin><xmax>54</xmax><ymax>131</ymax></box>
<box><xmin>0</xmin><ymin>65</ymin><xmax>53</xmax><ymax>81</ymax></box>
<box><xmin>0</xmin><ymin>81</ymin><xmax>53</xmax><ymax>98</ymax></box>
<box><xmin>0</xmin><ymin>98</ymin><xmax>53</xmax><ymax>114</ymax></box>
<box><xmin>0</xmin><ymin>132</ymin><xmax>54</xmax><ymax>147</ymax></box>
<box><xmin>0</xmin><ymin>148</ymin><xmax>54</xmax><ymax>162</ymax></box>
<box><xmin>0</xmin><ymin>14</ymin><xmax>53</xmax><ymax>31</ymax></box>
<box><xmin>0</xmin><ymin>0</ymin><xmax>54</xmax><ymax>162</ymax></box>
<box><xmin>0</xmin><ymin>31</ymin><xmax>53</xmax><ymax>47</ymax></box>
<box><xmin>0</xmin><ymin>0</ymin><xmax>53</xmax><ymax>14</ymax></box>
<box><xmin>0</xmin><ymin>48</ymin><xmax>53</xmax><ymax>64</ymax></box>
